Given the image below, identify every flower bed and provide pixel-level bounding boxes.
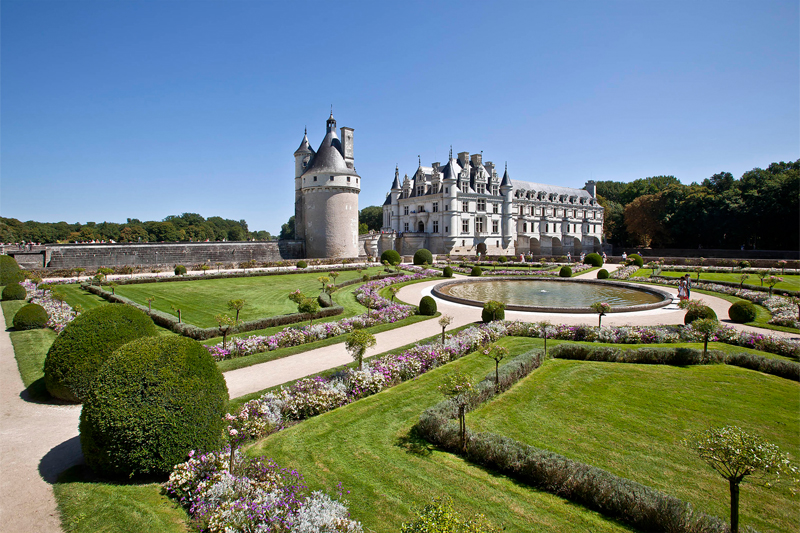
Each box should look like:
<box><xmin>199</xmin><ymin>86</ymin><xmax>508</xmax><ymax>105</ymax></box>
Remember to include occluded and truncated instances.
<box><xmin>205</xmin><ymin>270</ymin><xmax>439</xmax><ymax>361</ymax></box>
<box><xmin>609</xmin><ymin>265</ymin><xmax>639</xmax><ymax>280</ymax></box>
<box><xmin>165</xmin><ymin>450</ymin><xmax>361</xmax><ymax>533</ymax></box>
<box><xmin>630</xmin><ymin>276</ymin><xmax>800</xmax><ymax>329</ymax></box>
<box><xmin>22</xmin><ymin>280</ymin><xmax>76</xmax><ymax>333</ymax></box>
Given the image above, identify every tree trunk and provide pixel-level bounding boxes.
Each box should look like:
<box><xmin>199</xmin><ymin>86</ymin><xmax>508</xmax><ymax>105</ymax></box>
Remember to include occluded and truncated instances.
<box><xmin>459</xmin><ymin>405</ymin><xmax>466</xmax><ymax>451</ymax></box>
<box><xmin>703</xmin><ymin>336</ymin><xmax>709</xmax><ymax>357</ymax></box>
<box><xmin>441</xmin><ymin>328</ymin><xmax>445</xmax><ymax>345</ymax></box>
<box><xmin>730</xmin><ymin>479</ymin><xmax>740</xmax><ymax>533</ymax></box>
<box><xmin>178</xmin><ymin>309</ymin><xmax>181</xmax><ymax>323</ymax></box>
<box><xmin>495</xmin><ymin>361</ymin><xmax>500</xmax><ymax>392</ymax></box>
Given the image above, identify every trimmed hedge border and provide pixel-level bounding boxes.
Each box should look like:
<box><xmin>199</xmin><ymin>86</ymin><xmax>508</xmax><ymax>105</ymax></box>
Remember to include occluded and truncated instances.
<box><xmin>82</xmin><ymin>271</ymin><xmax>403</xmax><ymax>340</ymax></box>
<box><xmin>413</xmin><ymin>345</ymin><xmax>787</xmax><ymax>533</ymax></box>
<box><xmin>652</xmin><ymin>275</ymin><xmax>800</xmax><ymax>298</ymax></box>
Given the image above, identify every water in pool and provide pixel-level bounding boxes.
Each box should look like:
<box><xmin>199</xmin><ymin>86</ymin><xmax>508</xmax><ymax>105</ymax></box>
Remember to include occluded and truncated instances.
<box><xmin>439</xmin><ymin>279</ymin><xmax>662</xmax><ymax>308</ymax></box>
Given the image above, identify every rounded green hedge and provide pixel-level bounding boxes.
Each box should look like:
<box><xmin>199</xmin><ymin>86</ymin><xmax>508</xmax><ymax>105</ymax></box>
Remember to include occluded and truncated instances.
<box><xmin>413</xmin><ymin>248</ymin><xmax>433</xmax><ymax>266</ymax></box>
<box><xmin>470</xmin><ymin>266</ymin><xmax>483</xmax><ymax>277</ymax></box>
<box><xmin>442</xmin><ymin>266</ymin><xmax>454</xmax><ymax>278</ymax></box>
<box><xmin>2</xmin><ymin>282</ymin><xmax>27</xmax><ymax>301</ymax></box>
<box><xmin>584</xmin><ymin>253</ymin><xmax>603</xmax><ymax>267</ymax></box>
<box><xmin>0</xmin><ymin>255</ymin><xmax>22</xmax><ymax>285</ymax></box>
<box><xmin>482</xmin><ymin>300</ymin><xmax>505</xmax><ymax>323</ymax></box>
<box><xmin>559</xmin><ymin>266</ymin><xmax>572</xmax><ymax>277</ymax></box>
<box><xmin>684</xmin><ymin>305</ymin><xmax>717</xmax><ymax>325</ymax></box>
<box><xmin>296</xmin><ymin>260</ymin><xmax>308</xmax><ymax>269</ymax></box>
<box><xmin>317</xmin><ymin>292</ymin><xmax>333</xmax><ymax>308</ymax></box>
<box><xmin>80</xmin><ymin>336</ymin><xmax>228</xmax><ymax>479</ymax></box>
<box><xmin>44</xmin><ymin>305</ymin><xmax>158</xmax><ymax>403</ymax></box>
<box><xmin>729</xmin><ymin>301</ymin><xmax>757</xmax><ymax>323</ymax></box>
<box><xmin>174</xmin><ymin>264</ymin><xmax>187</xmax><ymax>276</ymax></box>
<box><xmin>13</xmin><ymin>303</ymin><xmax>48</xmax><ymax>330</ymax></box>
<box><xmin>628</xmin><ymin>254</ymin><xmax>644</xmax><ymax>267</ymax></box>
<box><xmin>419</xmin><ymin>295</ymin><xmax>437</xmax><ymax>316</ymax></box>
<box><xmin>498</xmin><ymin>256</ymin><xmax>507</xmax><ymax>263</ymax></box>
<box><xmin>597</xmin><ymin>269</ymin><xmax>609</xmax><ymax>279</ymax></box>
<box><xmin>380</xmin><ymin>250</ymin><xmax>401</xmax><ymax>265</ymax></box>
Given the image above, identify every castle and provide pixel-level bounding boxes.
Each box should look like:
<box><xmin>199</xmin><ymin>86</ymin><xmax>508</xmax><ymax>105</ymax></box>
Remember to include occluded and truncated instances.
<box><xmin>380</xmin><ymin>151</ymin><xmax>604</xmax><ymax>257</ymax></box>
<box><xmin>294</xmin><ymin>113</ymin><xmax>361</xmax><ymax>258</ymax></box>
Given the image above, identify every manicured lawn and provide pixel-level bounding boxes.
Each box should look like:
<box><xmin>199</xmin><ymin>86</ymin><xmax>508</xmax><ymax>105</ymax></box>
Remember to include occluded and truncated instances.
<box><xmin>114</xmin><ymin>267</ymin><xmax>385</xmax><ymax>328</ymax></box>
<box><xmin>246</xmin><ymin>336</ymin><xmax>635</xmax><ymax>532</ymax></box>
<box><xmin>2</xmin><ymin>301</ymin><xmax>57</xmax><ymax>400</ymax></box>
<box><xmin>54</xmin><ymin>466</ymin><xmax>189</xmax><ymax>533</ymax></box>
<box><xmin>634</xmin><ymin>269</ymin><xmax>800</xmax><ymax>291</ymax></box>
<box><xmin>58</xmin><ymin>284</ymin><xmax>109</xmax><ymax>312</ymax></box>
<box><xmin>470</xmin><ymin>357</ymin><xmax>800</xmax><ymax>533</ymax></box>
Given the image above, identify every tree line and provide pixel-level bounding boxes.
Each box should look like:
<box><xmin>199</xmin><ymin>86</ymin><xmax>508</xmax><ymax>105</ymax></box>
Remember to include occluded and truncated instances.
<box><xmin>597</xmin><ymin>160</ymin><xmax>799</xmax><ymax>250</ymax></box>
<box><xmin>0</xmin><ymin>213</ymin><xmax>273</xmax><ymax>244</ymax></box>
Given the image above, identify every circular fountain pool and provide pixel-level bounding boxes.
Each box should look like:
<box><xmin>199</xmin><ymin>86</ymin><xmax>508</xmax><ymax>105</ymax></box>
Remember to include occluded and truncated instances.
<box><xmin>432</xmin><ymin>278</ymin><xmax>673</xmax><ymax>313</ymax></box>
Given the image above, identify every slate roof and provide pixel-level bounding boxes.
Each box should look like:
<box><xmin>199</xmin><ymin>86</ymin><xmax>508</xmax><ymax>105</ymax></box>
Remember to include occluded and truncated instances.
<box><xmin>510</xmin><ymin>180</ymin><xmax>592</xmax><ymax>198</ymax></box>
<box><xmin>302</xmin><ymin>129</ymin><xmax>359</xmax><ymax>177</ymax></box>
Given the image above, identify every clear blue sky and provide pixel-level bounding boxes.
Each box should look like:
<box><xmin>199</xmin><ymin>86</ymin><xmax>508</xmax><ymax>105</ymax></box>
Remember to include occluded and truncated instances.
<box><xmin>2</xmin><ymin>0</ymin><xmax>798</xmax><ymax>234</ymax></box>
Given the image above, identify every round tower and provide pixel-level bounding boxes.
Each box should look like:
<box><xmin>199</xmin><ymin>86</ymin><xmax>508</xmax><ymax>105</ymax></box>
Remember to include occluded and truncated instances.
<box><xmin>298</xmin><ymin>113</ymin><xmax>361</xmax><ymax>258</ymax></box>
<box><xmin>293</xmin><ymin>129</ymin><xmax>314</xmax><ymax>241</ymax></box>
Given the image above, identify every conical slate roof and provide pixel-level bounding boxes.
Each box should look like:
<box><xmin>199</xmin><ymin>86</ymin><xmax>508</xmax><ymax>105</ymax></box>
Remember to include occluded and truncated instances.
<box><xmin>294</xmin><ymin>130</ymin><xmax>315</xmax><ymax>156</ymax></box>
<box><xmin>500</xmin><ymin>165</ymin><xmax>512</xmax><ymax>188</ymax></box>
<box><xmin>302</xmin><ymin>128</ymin><xmax>358</xmax><ymax>177</ymax></box>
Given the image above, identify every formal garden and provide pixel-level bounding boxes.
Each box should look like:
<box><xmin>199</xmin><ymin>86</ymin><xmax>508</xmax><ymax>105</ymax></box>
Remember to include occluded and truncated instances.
<box><xmin>1</xmin><ymin>250</ymin><xmax>799</xmax><ymax>533</ymax></box>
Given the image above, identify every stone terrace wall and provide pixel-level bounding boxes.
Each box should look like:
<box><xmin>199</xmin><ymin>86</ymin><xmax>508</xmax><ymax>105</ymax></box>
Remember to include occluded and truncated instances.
<box><xmin>10</xmin><ymin>241</ymin><xmax>305</xmax><ymax>270</ymax></box>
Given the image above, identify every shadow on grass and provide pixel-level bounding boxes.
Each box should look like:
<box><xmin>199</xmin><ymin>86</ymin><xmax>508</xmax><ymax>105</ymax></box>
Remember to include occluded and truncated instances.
<box><xmin>40</xmin><ymin>435</ymin><xmax>84</xmax><ymax>484</ymax></box>
<box><xmin>395</xmin><ymin>426</ymin><xmax>434</xmax><ymax>457</ymax></box>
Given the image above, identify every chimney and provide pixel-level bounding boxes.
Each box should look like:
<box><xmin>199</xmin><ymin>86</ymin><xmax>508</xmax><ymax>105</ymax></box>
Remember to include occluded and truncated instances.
<box><xmin>341</xmin><ymin>127</ymin><xmax>354</xmax><ymax>164</ymax></box>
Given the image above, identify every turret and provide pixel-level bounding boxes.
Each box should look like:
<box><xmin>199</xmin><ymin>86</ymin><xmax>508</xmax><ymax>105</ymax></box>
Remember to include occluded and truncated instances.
<box><xmin>500</xmin><ymin>164</ymin><xmax>515</xmax><ymax>248</ymax></box>
<box><xmin>293</xmin><ymin>129</ymin><xmax>314</xmax><ymax>241</ymax></box>
<box><xmin>390</xmin><ymin>166</ymin><xmax>401</xmax><ymax>231</ymax></box>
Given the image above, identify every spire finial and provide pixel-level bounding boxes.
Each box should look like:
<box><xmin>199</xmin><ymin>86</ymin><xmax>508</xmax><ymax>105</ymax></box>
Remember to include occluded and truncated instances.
<box><xmin>330</xmin><ymin>104</ymin><xmax>333</xmax><ymax>117</ymax></box>
<box><xmin>449</xmin><ymin>145</ymin><xmax>452</xmax><ymax>159</ymax></box>
<box><xmin>418</xmin><ymin>155</ymin><xmax>421</xmax><ymax>167</ymax></box>
<box><xmin>304</xmin><ymin>126</ymin><xmax>307</xmax><ymax>135</ymax></box>
<box><xmin>505</xmin><ymin>161</ymin><xmax>507</xmax><ymax>172</ymax></box>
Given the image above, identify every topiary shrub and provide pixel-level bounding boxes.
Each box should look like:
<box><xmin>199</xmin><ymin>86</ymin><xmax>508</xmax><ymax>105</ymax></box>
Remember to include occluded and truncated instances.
<box><xmin>174</xmin><ymin>264</ymin><xmax>187</xmax><ymax>276</ymax></box>
<box><xmin>584</xmin><ymin>252</ymin><xmax>603</xmax><ymax>267</ymax></box>
<box><xmin>419</xmin><ymin>296</ymin><xmax>437</xmax><ymax>316</ymax></box>
<box><xmin>729</xmin><ymin>301</ymin><xmax>757</xmax><ymax>323</ymax></box>
<box><xmin>380</xmin><ymin>250</ymin><xmax>401</xmax><ymax>265</ymax></box>
<box><xmin>628</xmin><ymin>254</ymin><xmax>644</xmax><ymax>267</ymax></box>
<box><xmin>80</xmin><ymin>336</ymin><xmax>228</xmax><ymax>479</ymax></box>
<box><xmin>498</xmin><ymin>256</ymin><xmax>507</xmax><ymax>263</ymax></box>
<box><xmin>12</xmin><ymin>303</ymin><xmax>48</xmax><ymax>330</ymax></box>
<box><xmin>2</xmin><ymin>282</ymin><xmax>27</xmax><ymax>301</ymax></box>
<box><xmin>559</xmin><ymin>265</ymin><xmax>572</xmax><ymax>277</ymax></box>
<box><xmin>482</xmin><ymin>300</ymin><xmax>505</xmax><ymax>322</ymax></box>
<box><xmin>442</xmin><ymin>266</ymin><xmax>454</xmax><ymax>278</ymax></box>
<box><xmin>296</xmin><ymin>260</ymin><xmax>308</xmax><ymax>269</ymax></box>
<box><xmin>470</xmin><ymin>266</ymin><xmax>483</xmax><ymax>277</ymax></box>
<box><xmin>413</xmin><ymin>248</ymin><xmax>433</xmax><ymax>266</ymax></box>
<box><xmin>684</xmin><ymin>305</ymin><xmax>717</xmax><ymax>325</ymax></box>
<box><xmin>0</xmin><ymin>254</ymin><xmax>22</xmax><ymax>285</ymax></box>
<box><xmin>597</xmin><ymin>268</ymin><xmax>609</xmax><ymax>279</ymax></box>
<box><xmin>44</xmin><ymin>305</ymin><xmax>158</xmax><ymax>403</ymax></box>
<box><xmin>317</xmin><ymin>292</ymin><xmax>333</xmax><ymax>308</ymax></box>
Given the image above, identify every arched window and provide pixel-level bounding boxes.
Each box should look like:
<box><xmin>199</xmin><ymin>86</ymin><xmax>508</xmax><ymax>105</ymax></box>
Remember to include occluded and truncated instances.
<box><xmin>418</xmin><ymin>221</ymin><xmax>425</xmax><ymax>232</ymax></box>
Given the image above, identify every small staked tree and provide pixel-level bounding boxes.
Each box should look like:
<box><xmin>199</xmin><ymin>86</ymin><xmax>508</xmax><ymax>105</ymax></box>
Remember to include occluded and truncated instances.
<box><xmin>214</xmin><ymin>314</ymin><xmax>236</xmax><ymax>350</ymax></box>
<box><xmin>482</xmin><ymin>345</ymin><xmax>509</xmax><ymax>393</ymax></box>
<box><xmin>739</xmin><ymin>273</ymin><xmax>750</xmax><ymax>288</ymax></box>
<box><xmin>171</xmin><ymin>304</ymin><xmax>182</xmax><ymax>323</ymax></box>
<box><xmin>590</xmin><ymin>302</ymin><xmax>611</xmax><ymax>327</ymax></box>
<box><xmin>757</xmin><ymin>269</ymin><xmax>769</xmax><ymax>287</ymax></box>
<box><xmin>298</xmin><ymin>297</ymin><xmax>319</xmax><ymax>325</ymax></box>
<box><xmin>108</xmin><ymin>282</ymin><xmax>118</xmax><ymax>295</ymax></box>
<box><xmin>692</xmin><ymin>318</ymin><xmax>719</xmax><ymax>357</ymax></box>
<box><xmin>438</xmin><ymin>372</ymin><xmax>476</xmax><ymax>451</ymax></box>
<box><xmin>145</xmin><ymin>296</ymin><xmax>156</xmax><ymax>313</ymax></box>
<box><xmin>93</xmin><ymin>273</ymin><xmax>105</xmax><ymax>286</ymax></box>
<box><xmin>227</xmin><ymin>298</ymin><xmax>246</xmax><ymax>325</ymax></box>
<box><xmin>75</xmin><ymin>267</ymin><xmax>85</xmax><ymax>279</ymax></box>
<box><xmin>51</xmin><ymin>291</ymin><xmax>66</xmax><ymax>310</ymax></box>
<box><xmin>345</xmin><ymin>329</ymin><xmax>376</xmax><ymax>370</ymax></box>
<box><xmin>317</xmin><ymin>276</ymin><xmax>330</xmax><ymax>292</ymax></box>
<box><xmin>389</xmin><ymin>286</ymin><xmax>400</xmax><ymax>302</ymax></box>
<box><xmin>328</xmin><ymin>271</ymin><xmax>339</xmax><ymax>288</ymax></box>
<box><xmin>438</xmin><ymin>314</ymin><xmax>453</xmax><ymax>345</ymax></box>
<box><xmin>767</xmin><ymin>275</ymin><xmax>782</xmax><ymax>296</ymax></box>
<box><xmin>200</xmin><ymin>264</ymin><xmax>210</xmax><ymax>275</ymax></box>
<box><xmin>215</xmin><ymin>262</ymin><xmax>223</xmax><ymax>272</ymax></box>
<box><xmin>687</xmin><ymin>426</ymin><xmax>798</xmax><ymax>533</ymax></box>
<box><xmin>777</xmin><ymin>260</ymin><xmax>787</xmax><ymax>275</ymax></box>
<box><xmin>539</xmin><ymin>320</ymin><xmax>555</xmax><ymax>356</ymax></box>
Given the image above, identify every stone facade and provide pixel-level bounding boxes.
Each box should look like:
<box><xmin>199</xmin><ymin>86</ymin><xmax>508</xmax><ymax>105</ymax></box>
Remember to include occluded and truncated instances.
<box><xmin>380</xmin><ymin>150</ymin><xmax>603</xmax><ymax>257</ymax></box>
<box><xmin>295</xmin><ymin>114</ymin><xmax>360</xmax><ymax>258</ymax></box>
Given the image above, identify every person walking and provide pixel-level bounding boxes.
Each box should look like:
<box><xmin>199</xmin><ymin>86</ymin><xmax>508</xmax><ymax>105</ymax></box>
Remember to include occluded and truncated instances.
<box><xmin>677</xmin><ymin>278</ymin><xmax>687</xmax><ymax>301</ymax></box>
<box><xmin>684</xmin><ymin>274</ymin><xmax>691</xmax><ymax>299</ymax></box>
<box><xmin>622</xmin><ymin>252</ymin><xmax>627</xmax><ymax>261</ymax></box>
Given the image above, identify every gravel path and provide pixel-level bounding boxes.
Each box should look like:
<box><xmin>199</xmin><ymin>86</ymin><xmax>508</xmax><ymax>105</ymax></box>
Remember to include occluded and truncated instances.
<box><xmin>3</xmin><ymin>263</ymin><xmax>796</xmax><ymax>532</ymax></box>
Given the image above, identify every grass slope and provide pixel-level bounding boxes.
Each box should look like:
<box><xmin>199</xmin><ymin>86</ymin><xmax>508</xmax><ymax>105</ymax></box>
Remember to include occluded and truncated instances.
<box><xmin>247</xmin><ymin>337</ymin><xmax>634</xmax><ymax>532</ymax></box>
<box><xmin>470</xmin><ymin>358</ymin><xmax>800</xmax><ymax>533</ymax></box>
<box><xmin>54</xmin><ymin>466</ymin><xmax>189</xmax><ymax>533</ymax></box>
<box><xmin>113</xmin><ymin>267</ymin><xmax>383</xmax><ymax>328</ymax></box>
